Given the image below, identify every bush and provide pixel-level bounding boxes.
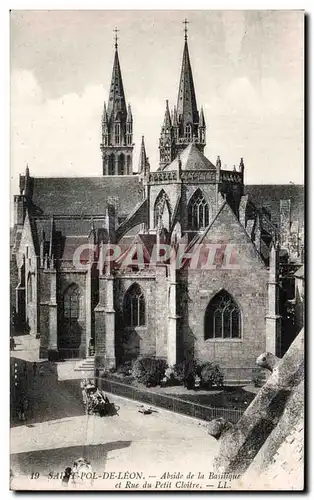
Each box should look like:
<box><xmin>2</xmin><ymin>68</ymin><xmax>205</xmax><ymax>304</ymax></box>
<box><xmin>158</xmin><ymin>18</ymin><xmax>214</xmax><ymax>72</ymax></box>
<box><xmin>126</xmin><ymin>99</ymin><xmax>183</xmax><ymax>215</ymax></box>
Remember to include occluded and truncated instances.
<box><xmin>174</xmin><ymin>360</ymin><xmax>201</xmax><ymax>389</ymax></box>
<box><xmin>131</xmin><ymin>356</ymin><xmax>168</xmax><ymax>387</ymax></box>
<box><xmin>200</xmin><ymin>362</ymin><xmax>224</xmax><ymax>389</ymax></box>
<box><xmin>161</xmin><ymin>366</ymin><xmax>179</xmax><ymax>387</ymax></box>
<box><xmin>116</xmin><ymin>360</ymin><xmax>133</xmax><ymax>376</ymax></box>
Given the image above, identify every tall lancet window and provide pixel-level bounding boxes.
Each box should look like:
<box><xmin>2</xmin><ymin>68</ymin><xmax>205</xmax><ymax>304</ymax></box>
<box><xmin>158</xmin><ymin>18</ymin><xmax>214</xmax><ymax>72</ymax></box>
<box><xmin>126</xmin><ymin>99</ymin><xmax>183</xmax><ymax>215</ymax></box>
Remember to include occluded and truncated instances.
<box><xmin>204</xmin><ymin>290</ymin><xmax>241</xmax><ymax>340</ymax></box>
<box><xmin>124</xmin><ymin>284</ymin><xmax>146</xmax><ymax>327</ymax></box>
<box><xmin>108</xmin><ymin>154</ymin><xmax>115</xmax><ymax>175</ymax></box>
<box><xmin>188</xmin><ymin>189</ymin><xmax>209</xmax><ymax>230</ymax></box>
<box><xmin>185</xmin><ymin>124</ymin><xmax>192</xmax><ymax>141</ymax></box>
<box><xmin>115</xmin><ymin>123</ymin><xmax>120</xmax><ymax>144</ymax></box>
<box><xmin>118</xmin><ymin>153</ymin><xmax>125</xmax><ymax>175</ymax></box>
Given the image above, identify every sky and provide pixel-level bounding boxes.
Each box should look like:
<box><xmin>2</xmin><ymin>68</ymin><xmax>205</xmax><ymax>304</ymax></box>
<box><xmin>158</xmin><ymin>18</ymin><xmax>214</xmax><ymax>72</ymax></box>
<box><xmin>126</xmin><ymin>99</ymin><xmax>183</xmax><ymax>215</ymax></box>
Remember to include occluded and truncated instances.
<box><xmin>10</xmin><ymin>9</ymin><xmax>304</xmax><ymax>201</ymax></box>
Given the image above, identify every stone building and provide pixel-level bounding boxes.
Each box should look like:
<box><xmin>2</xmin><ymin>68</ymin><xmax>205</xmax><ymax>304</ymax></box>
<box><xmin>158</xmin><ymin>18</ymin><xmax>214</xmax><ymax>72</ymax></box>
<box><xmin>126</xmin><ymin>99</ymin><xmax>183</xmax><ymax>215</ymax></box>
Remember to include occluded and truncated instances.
<box><xmin>11</xmin><ymin>30</ymin><xmax>304</xmax><ymax>384</ymax></box>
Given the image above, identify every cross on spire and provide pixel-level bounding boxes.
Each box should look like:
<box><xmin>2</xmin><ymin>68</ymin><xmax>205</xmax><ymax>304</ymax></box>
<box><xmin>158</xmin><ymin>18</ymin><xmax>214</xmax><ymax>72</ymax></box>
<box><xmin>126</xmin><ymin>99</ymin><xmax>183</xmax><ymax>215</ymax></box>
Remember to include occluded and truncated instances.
<box><xmin>183</xmin><ymin>18</ymin><xmax>189</xmax><ymax>41</ymax></box>
<box><xmin>114</xmin><ymin>27</ymin><xmax>119</xmax><ymax>49</ymax></box>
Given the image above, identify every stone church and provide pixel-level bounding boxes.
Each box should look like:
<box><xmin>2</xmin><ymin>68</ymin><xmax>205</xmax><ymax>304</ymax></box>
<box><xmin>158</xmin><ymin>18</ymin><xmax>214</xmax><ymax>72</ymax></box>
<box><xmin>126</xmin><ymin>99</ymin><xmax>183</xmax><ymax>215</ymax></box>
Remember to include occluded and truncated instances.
<box><xmin>11</xmin><ymin>29</ymin><xmax>304</xmax><ymax>384</ymax></box>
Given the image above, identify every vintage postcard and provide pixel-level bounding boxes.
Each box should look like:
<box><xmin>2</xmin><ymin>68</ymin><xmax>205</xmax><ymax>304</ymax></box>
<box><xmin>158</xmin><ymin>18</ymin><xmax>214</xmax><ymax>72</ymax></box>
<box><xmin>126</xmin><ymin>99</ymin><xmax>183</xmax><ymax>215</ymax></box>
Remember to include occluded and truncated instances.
<box><xmin>10</xmin><ymin>10</ymin><xmax>304</xmax><ymax>491</ymax></box>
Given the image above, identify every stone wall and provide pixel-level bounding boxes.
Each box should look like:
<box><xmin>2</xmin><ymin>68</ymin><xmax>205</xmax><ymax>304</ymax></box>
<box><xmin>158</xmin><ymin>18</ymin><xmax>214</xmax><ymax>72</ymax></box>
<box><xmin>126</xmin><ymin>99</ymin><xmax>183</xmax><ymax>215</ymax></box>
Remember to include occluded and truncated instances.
<box><xmin>115</xmin><ymin>266</ymin><xmax>168</xmax><ymax>361</ymax></box>
<box><xmin>186</xmin><ymin>268</ymin><xmax>267</xmax><ymax>380</ymax></box>
<box><xmin>213</xmin><ymin>328</ymin><xmax>304</xmax><ymax>489</ymax></box>
<box><xmin>182</xmin><ymin>202</ymin><xmax>269</xmax><ymax>381</ymax></box>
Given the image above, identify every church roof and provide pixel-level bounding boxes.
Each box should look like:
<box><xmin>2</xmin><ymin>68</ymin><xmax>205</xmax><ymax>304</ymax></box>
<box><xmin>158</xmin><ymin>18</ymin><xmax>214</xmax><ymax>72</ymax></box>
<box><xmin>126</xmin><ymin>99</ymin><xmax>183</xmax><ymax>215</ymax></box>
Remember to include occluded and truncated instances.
<box><xmin>164</xmin><ymin>143</ymin><xmax>215</xmax><ymax>171</ymax></box>
<box><xmin>245</xmin><ymin>184</ymin><xmax>304</xmax><ymax>226</ymax></box>
<box><xmin>27</xmin><ymin>175</ymin><xmax>142</xmax><ymax>217</ymax></box>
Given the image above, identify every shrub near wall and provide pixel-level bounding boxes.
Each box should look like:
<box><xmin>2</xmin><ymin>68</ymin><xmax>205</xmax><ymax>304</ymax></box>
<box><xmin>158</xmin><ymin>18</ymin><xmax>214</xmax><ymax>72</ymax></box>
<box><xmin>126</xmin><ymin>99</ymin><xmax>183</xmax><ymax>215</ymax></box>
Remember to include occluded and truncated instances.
<box><xmin>174</xmin><ymin>360</ymin><xmax>201</xmax><ymax>389</ymax></box>
<box><xmin>200</xmin><ymin>362</ymin><xmax>224</xmax><ymax>389</ymax></box>
<box><xmin>132</xmin><ymin>356</ymin><xmax>168</xmax><ymax>387</ymax></box>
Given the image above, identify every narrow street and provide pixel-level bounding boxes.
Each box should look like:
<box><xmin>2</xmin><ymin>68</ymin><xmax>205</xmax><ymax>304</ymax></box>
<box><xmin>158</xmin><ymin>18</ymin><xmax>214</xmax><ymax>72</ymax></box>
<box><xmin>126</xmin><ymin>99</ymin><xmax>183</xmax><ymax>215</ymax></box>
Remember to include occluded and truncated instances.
<box><xmin>10</xmin><ymin>335</ymin><xmax>218</xmax><ymax>490</ymax></box>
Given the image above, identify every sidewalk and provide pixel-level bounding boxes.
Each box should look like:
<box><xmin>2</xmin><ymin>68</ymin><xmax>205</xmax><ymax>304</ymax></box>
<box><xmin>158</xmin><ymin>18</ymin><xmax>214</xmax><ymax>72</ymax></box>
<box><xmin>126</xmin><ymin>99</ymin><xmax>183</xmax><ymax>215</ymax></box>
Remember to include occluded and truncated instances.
<box><xmin>10</xmin><ymin>334</ymin><xmax>42</xmax><ymax>363</ymax></box>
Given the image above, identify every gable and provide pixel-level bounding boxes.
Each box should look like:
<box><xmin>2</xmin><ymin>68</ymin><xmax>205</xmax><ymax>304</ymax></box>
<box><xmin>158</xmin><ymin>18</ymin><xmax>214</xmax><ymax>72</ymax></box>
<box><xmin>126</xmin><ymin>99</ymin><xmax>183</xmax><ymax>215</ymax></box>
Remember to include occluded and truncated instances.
<box><xmin>198</xmin><ymin>202</ymin><xmax>266</xmax><ymax>270</ymax></box>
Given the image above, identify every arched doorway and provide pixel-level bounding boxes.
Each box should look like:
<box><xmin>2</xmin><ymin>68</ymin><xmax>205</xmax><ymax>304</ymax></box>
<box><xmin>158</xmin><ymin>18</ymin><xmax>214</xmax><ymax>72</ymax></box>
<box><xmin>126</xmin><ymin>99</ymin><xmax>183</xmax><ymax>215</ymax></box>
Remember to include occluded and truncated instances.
<box><xmin>58</xmin><ymin>284</ymin><xmax>82</xmax><ymax>359</ymax></box>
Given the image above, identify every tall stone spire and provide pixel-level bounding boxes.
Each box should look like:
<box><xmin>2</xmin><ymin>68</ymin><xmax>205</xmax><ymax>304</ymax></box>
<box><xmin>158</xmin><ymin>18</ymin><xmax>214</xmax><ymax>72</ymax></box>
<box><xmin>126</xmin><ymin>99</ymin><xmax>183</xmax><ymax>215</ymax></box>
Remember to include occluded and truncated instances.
<box><xmin>100</xmin><ymin>29</ymin><xmax>134</xmax><ymax>176</ymax></box>
<box><xmin>163</xmin><ymin>100</ymin><xmax>172</xmax><ymax>129</ymax></box>
<box><xmin>158</xmin><ymin>20</ymin><xmax>206</xmax><ymax>169</ymax></box>
<box><xmin>138</xmin><ymin>136</ymin><xmax>148</xmax><ymax>174</ymax></box>
<box><xmin>176</xmin><ymin>35</ymin><xmax>199</xmax><ymax>131</ymax></box>
<box><xmin>159</xmin><ymin>100</ymin><xmax>173</xmax><ymax>169</ymax></box>
<box><xmin>106</xmin><ymin>41</ymin><xmax>127</xmax><ymax>123</ymax></box>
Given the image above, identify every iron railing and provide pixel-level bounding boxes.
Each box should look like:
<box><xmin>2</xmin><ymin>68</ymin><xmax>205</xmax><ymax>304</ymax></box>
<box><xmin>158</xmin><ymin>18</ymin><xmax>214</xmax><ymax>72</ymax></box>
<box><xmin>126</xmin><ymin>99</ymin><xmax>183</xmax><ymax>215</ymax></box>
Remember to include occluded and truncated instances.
<box><xmin>100</xmin><ymin>377</ymin><xmax>244</xmax><ymax>424</ymax></box>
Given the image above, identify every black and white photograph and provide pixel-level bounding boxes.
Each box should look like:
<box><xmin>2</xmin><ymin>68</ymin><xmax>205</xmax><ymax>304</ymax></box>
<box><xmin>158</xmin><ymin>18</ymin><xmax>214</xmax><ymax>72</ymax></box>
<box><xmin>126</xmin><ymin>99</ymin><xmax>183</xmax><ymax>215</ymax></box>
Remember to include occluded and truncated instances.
<box><xmin>9</xmin><ymin>9</ymin><xmax>304</xmax><ymax>491</ymax></box>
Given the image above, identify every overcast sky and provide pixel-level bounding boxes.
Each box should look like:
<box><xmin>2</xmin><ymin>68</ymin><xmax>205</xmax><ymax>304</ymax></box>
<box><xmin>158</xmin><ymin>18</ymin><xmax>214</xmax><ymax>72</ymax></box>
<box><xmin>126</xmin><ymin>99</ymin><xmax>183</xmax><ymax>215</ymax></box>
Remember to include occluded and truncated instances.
<box><xmin>10</xmin><ymin>9</ymin><xmax>304</xmax><ymax>201</ymax></box>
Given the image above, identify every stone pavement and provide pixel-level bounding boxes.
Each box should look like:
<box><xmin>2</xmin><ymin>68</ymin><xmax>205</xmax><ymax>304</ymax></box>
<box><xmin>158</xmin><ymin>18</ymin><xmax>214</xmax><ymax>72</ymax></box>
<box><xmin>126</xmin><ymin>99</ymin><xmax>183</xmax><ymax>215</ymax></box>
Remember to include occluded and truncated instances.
<box><xmin>10</xmin><ymin>336</ymin><xmax>219</xmax><ymax>491</ymax></box>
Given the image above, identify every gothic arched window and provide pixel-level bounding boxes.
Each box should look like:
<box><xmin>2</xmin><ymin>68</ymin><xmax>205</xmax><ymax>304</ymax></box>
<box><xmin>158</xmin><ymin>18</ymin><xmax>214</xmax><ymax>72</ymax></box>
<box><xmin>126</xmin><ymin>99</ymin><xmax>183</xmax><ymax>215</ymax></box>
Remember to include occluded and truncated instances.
<box><xmin>154</xmin><ymin>190</ymin><xmax>171</xmax><ymax>229</ymax></box>
<box><xmin>63</xmin><ymin>284</ymin><xmax>80</xmax><ymax>321</ymax></box>
<box><xmin>124</xmin><ymin>284</ymin><xmax>146</xmax><ymax>327</ymax></box>
<box><xmin>27</xmin><ymin>273</ymin><xmax>32</xmax><ymax>303</ymax></box>
<box><xmin>118</xmin><ymin>153</ymin><xmax>125</xmax><ymax>175</ymax></box>
<box><xmin>188</xmin><ymin>189</ymin><xmax>209</xmax><ymax>230</ymax></box>
<box><xmin>108</xmin><ymin>154</ymin><xmax>115</xmax><ymax>175</ymax></box>
<box><xmin>204</xmin><ymin>290</ymin><xmax>241</xmax><ymax>340</ymax></box>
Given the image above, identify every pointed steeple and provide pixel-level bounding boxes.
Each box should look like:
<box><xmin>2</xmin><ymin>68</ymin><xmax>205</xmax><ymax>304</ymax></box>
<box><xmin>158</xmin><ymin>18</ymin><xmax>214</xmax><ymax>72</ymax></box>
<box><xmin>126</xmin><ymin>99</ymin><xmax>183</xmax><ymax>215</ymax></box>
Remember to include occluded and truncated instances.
<box><xmin>100</xmin><ymin>30</ymin><xmax>134</xmax><ymax>176</ymax></box>
<box><xmin>107</xmin><ymin>38</ymin><xmax>127</xmax><ymax>123</ymax></box>
<box><xmin>239</xmin><ymin>157</ymin><xmax>245</xmax><ymax>173</ymax></box>
<box><xmin>177</xmin><ymin>36</ymin><xmax>199</xmax><ymax>129</ymax></box>
<box><xmin>127</xmin><ymin>103</ymin><xmax>133</xmax><ymax>122</ymax></box>
<box><xmin>173</xmin><ymin>106</ymin><xmax>178</xmax><ymax>127</ymax></box>
<box><xmin>24</xmin><ymin>164</ymin><xmax>31</xmax><ymax>197</ymax></box>
<box><xmin>158</xmin><ymin>20</ymin><xmax>206</xmax><ymax>168</ymax></box>
<box><xmin>163</xmin><ymin>100</ymin><xmax>172</xmax><ymax>129</ymax></box>
<box><xmin>199</xmin><ymin>107</ymin><xmax>205</xmax><ymax>127</ymax></box>
<box><xmin>138</xmin><ymin>136</ymin><xmax>148</xmax><ymax>174</ymax></box>
<box><xmin>102</xmin><ymin>102</ymin><xmax>108</xmax><ymax>124</ymax></box>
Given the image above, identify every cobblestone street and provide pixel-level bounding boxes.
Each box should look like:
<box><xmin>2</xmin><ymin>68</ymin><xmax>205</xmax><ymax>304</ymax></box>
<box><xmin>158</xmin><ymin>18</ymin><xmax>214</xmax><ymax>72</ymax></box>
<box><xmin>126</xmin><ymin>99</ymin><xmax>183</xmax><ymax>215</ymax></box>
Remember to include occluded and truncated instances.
<box><xmin>10</xmin><ymin>335</ymin><xmax>218</xmax><ymax>490</ymax></box>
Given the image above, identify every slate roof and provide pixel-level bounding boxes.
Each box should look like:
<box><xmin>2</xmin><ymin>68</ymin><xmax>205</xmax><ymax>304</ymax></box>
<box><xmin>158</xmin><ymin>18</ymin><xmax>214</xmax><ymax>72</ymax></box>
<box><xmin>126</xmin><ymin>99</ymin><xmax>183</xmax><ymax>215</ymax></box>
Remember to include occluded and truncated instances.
<box><xmin>164</xmin><ymin>143</ymin><xmax>215</xmax><ymax>171</ymax></box>
<box><xmin>245</xmin><ymin>184</ymin><xmax>304</xmax><ymax>226</ymax></box>
<box><xmin>26</xmin><ymin>175</ymin><xmax>142</xmax><ymax>217</ymax></box>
